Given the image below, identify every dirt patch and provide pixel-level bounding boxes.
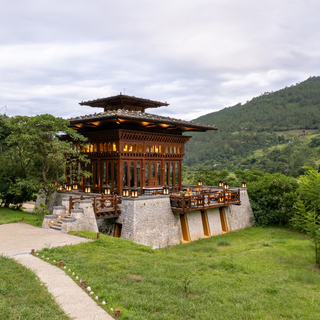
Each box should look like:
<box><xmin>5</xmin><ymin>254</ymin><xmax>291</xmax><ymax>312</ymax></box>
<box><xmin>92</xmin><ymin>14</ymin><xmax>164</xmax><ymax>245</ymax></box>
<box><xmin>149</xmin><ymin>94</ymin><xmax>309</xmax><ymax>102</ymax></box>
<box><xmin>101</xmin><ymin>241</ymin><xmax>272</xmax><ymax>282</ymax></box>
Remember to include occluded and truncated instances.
<box><xmin>307</xmin><ymin>265</ymin><xmax>320</xmax><ymax>271</ymax></box>
<box><xmin>121</xmin><ymin>274</ymin><xmax>144</xmax><ymax>282</ymax></box>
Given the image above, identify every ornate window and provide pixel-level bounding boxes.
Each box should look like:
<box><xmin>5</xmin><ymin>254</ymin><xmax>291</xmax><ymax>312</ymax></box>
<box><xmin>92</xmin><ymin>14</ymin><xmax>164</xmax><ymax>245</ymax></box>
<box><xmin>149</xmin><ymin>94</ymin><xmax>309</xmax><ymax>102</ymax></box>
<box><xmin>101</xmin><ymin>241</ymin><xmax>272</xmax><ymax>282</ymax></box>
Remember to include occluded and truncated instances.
<box><xmin>114</xmin><ymin>162</ymin><xmax>118</xmax><ymax>189</ymax></box>
<box><xmin>130</xmin><ymin>162</ymin><xmax>134</xmax><ymax>187</ymax></box>
<box><xmin>129</xmin><ymin>144</ymin><xmax>133</xmax><ymax>152</ymax></box>
<box><xmin>136</xmin><ymin>162</ymin><xmax>141</xmax><ymax>187</ymax></box>
<box><xmin>175</xmin><ymin>163</ymin><xmax>179</xmax><ymax>186</ymax></box>
<box><xmin>157</xmin><ymin>162</ymin><xmax>161</xmax><ymax>185</ymax></box>
<box><xmin>145</xmin><ymin>162</ymin><xmax>149</xmax><ymax>186</ymax></box>
<box><xmin>112</xmin><ymin>142</ymin><xmax>117</xmax><ymax>151</ymax></box>
<box><xmin>103</xmin><ymin>162</ymin><xmax>106</xmax><ymax>185</ymax></box>
<box><xmin>123</xmin><ymin>144</ymin><xmax>128</xmax><ymax>152</ymax></box>
<box><xmin>151</xmin><ymin>162</ymin><xmax>155</xmax><ymax>178</ymax></box>
<box><xmin>123</xmin><ymin>162</ymin><xmax>128</xmax><ymax>186</ymax></box>
<box><xmin>165</xmin><ymin>163</ymin><xmax>169</xmax><ymax>185</ymax></box>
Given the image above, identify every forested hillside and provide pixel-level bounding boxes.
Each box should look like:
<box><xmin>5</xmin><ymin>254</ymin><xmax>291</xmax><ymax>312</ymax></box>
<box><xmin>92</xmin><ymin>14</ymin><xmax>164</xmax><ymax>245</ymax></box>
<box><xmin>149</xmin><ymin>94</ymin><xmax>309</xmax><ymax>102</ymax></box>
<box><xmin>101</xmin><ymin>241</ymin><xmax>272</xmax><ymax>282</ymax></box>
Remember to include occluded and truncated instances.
<box><xmin>184</xmin><ymin>76</ymin><xmax>320</xmax><ymax>176</ymax></box>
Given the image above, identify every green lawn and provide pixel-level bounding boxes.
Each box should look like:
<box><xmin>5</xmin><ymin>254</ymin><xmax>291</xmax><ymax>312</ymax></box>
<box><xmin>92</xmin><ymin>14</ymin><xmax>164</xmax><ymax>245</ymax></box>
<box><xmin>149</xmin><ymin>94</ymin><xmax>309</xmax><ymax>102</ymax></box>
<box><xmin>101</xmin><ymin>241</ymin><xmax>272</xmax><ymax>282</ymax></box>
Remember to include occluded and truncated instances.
<box><xmin>0</xmin><ymin>255</ymin><xmax>69</xmax><ymax>320</ymax></box>
<box><xmin>0</xmin><ymin>207</ymin><xmax>40</xmax><ymax>226</ymax></box>
<box><xmin>37</xmin><ymin>227</ymin><xmax>320</xmax><ymax>320</ymax></box>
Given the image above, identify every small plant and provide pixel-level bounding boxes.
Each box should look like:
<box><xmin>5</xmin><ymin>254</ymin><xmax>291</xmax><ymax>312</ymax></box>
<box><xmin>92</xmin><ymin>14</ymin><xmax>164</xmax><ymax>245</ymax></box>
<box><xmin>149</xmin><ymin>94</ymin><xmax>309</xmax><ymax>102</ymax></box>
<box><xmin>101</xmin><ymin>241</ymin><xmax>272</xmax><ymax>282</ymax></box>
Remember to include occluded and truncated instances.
<box><xmin>34</xmin><ymin>203</ymin><xmax>49</xmax><ymax>225</ymax></box>
<box><xmin>266</xmin><ymin>284</ymin><xmax>279</xmax><ymax>295</ymax></box>
<box><xmin>182</xmin><ymin>274</ymin><xmax>193</xmax><ymax>298</ymax></box>
<box><xmin>217</xmin><ymin>240</ymin><xmax>231</xmax><ymax>247</ymax></box>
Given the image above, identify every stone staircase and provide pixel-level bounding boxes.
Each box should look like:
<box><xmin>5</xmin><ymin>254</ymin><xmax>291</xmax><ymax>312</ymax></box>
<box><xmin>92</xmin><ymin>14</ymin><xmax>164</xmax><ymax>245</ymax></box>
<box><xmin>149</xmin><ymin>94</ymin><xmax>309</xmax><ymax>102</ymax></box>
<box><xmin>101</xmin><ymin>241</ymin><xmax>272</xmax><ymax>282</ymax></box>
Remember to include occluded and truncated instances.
<box><xmin>49</xmin><ymin>210</ymin><xmax>72</xmax><ymax>231</ymax></box>
<box><xmin>50</xmin><ymin>219</ymin><xmax>62</xmax><ymax>231</ymax></box>
<box><xmin>42</xmin><ymin>197</ymin><xmax>99</xmax><ymax>234</ymax></box>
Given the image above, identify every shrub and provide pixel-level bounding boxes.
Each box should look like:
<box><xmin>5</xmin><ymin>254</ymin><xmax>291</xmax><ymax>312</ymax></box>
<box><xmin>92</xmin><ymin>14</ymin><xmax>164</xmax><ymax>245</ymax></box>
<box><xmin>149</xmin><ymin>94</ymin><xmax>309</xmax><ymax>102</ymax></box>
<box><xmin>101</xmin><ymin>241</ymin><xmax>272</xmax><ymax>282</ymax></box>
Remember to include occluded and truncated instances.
<box><xmin>248</xmin><ymin>173</ymin><xmax>298</xmax><ymax>226</ymax></box>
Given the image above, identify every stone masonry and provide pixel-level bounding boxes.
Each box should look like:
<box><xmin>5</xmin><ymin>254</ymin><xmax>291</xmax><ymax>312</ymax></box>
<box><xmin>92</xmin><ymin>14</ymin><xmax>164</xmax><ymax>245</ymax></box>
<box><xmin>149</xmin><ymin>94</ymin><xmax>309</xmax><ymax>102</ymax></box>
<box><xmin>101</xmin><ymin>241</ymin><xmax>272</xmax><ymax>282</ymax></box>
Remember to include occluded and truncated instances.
<box><xmin>41</xmin><ymin>189</ymin><xmax>254</xmax><ymax>247</ymax></box>
<box><xmin>224</xmin><ymin>189</ymin><xmax>254</xmax><ymax>231</ymax></box>
<box><xmin>121</xmin><ymin>195</ymin><xmax>181</xmax><ymax>249</ymax></box>
<box><xmin>62</xmin><ymin>200</ymin><xmax>99</xmax><ymax>233</ymax></box>
<box><xmin>186</xmin><ymin>211</ymin><xmax>205</xmax><ymax>241</ymax></box>
<box><xmin>206</xmin><ymin>208</ymin><xmax>223</xmax><ymax>236</ymax></box>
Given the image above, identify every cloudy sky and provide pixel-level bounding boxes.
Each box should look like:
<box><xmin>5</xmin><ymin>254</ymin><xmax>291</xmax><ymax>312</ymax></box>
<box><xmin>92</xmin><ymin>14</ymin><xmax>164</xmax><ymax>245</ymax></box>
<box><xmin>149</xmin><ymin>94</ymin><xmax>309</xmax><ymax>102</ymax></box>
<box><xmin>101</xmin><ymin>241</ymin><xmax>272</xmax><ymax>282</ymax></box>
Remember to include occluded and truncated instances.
<box><xmin>1</xmin><ymin>0</ymin><xmax>319</xmax><ymax>121</ymax></box>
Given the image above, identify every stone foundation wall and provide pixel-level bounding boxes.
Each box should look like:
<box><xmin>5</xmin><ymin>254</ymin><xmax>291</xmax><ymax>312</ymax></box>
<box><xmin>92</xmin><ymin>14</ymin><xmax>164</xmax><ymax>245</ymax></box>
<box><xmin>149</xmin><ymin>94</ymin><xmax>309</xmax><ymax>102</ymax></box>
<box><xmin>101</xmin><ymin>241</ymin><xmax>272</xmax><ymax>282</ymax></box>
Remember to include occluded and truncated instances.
<box><xmin>66</xmin><ymin>200</ymin><xmax>98</xmax><ymax>233</ymax></box>
<box><xmin>225</xmin><ymin>189</ymin><xmax>254</xmax><ymax>232</ymax></box>
<box><xmin>186</xmin><ymin>211</ymin><xmax>205</xmax><ymax>241</ymax></box>
<box><xmin>207</xmin><ymin>208</ymin><xmax>223</xmax><ymax>236</ymax></box>
<box><xmin>42</xmin><ymin>214</ymin><xmax>57</xmax><ymax>229</ymax></box>
<box><xmin>121</xmin><ymin>195</ymin><xmax>181</xmax><ymax>248</ymax></box>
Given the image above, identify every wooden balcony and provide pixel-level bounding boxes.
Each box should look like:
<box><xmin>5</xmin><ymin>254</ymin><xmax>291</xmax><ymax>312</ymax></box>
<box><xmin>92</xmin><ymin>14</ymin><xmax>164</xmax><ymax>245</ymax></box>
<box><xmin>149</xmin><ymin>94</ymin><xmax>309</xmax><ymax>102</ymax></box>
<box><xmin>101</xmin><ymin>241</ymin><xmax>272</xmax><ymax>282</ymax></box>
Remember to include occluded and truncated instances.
<box><xmin>170</xmin><ymin>188</ymin><xmax>241</xmax><ymax>214</ymax></box>
<box><xmin>69</xmin><ymin>194</ymin><xmax>121</xmax><ymax>219</ymax></box>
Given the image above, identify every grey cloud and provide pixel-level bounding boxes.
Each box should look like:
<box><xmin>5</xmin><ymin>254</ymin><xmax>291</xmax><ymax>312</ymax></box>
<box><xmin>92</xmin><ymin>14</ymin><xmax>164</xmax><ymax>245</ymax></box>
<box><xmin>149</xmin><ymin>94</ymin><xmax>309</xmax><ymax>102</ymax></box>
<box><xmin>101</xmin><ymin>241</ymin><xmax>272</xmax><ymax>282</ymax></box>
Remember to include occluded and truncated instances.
<box><xmin>1</xmin><ymin>0</ymin><xmax>320</xmax><ymax>121</ymax></box>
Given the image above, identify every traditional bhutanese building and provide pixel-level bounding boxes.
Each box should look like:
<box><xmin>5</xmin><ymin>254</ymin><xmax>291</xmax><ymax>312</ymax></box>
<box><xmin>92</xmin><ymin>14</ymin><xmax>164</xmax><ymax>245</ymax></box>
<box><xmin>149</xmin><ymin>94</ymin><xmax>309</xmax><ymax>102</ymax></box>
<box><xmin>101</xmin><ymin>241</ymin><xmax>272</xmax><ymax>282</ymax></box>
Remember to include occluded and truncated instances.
<box><xmin>42</xmin><ymin>94</ymin><xmax>254</xmax><ymax>247</ymax></box>
<box><xmin>67</xmin><ymin>94</ymin><xmax>217</xmax><ymax>195</ymax></box>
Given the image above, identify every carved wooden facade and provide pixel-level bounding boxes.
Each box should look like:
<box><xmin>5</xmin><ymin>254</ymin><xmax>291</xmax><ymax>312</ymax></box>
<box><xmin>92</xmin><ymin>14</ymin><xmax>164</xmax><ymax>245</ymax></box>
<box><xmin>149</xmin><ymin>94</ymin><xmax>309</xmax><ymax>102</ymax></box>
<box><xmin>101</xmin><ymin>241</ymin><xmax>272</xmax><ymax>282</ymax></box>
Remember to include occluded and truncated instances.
<box><xmin>67</xmin><ymin>95</ymin><xmax>216</xmax><ymax>195</ymax></box>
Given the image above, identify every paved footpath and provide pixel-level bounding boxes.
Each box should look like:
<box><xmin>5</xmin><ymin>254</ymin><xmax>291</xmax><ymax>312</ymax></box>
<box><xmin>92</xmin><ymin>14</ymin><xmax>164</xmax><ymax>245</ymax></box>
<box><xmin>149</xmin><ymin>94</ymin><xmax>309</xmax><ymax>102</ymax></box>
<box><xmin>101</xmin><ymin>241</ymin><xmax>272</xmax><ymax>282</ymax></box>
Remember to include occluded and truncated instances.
<box><xmin>0</xmin><ymin>223</ymin><xmax>114</xmax><ymax>320</ymax></box>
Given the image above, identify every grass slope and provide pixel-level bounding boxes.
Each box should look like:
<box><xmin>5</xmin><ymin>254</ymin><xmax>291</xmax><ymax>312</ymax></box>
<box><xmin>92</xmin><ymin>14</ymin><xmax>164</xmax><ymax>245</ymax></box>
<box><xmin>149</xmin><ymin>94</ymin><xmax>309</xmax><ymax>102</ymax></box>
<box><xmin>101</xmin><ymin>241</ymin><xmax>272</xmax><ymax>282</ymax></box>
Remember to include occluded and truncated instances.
<box><xmin>37</xmin><ymin>227</ymin><xmax>320</xmax><ymax>320</ymax></box>
<box><xmin>0</xmin><ymin>256</ymin><xmax>69</xmax><ymax>320</ymax></box>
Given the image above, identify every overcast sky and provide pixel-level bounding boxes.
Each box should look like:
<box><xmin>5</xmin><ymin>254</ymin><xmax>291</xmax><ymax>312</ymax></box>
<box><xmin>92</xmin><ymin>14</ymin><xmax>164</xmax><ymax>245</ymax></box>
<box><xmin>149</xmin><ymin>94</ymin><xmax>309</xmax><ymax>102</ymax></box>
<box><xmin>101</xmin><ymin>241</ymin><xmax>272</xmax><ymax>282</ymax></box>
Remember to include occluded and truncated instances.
<box><xmin>1</xmin><ymin>0</ymin><xmax>319</xmax><ymax>121</ymax></box>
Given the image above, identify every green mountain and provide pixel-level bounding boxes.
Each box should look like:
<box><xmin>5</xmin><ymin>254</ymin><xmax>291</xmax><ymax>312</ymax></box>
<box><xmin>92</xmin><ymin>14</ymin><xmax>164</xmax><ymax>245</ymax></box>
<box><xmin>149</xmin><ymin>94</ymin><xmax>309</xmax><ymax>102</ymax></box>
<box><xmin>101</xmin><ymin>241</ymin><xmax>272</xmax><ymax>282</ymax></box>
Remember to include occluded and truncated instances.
<box><xmin>184</xmin><ymin>76</ymin><xmax>320</xmax><ymax>176</ymax></box>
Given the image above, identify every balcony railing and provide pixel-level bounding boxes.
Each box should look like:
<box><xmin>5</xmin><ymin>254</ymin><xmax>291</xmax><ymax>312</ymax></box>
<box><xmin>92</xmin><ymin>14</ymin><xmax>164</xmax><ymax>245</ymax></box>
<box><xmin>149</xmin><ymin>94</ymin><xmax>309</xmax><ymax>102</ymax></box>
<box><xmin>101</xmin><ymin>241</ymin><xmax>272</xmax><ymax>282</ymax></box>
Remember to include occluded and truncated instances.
<box><xmin>170</xmin><ymin>188</ymin><xmax>241</xmax><ymax>214</ymax></box>
<box><xmin>69</xmin><ymin>194</ymin><xmax>121</xmax><ymax>219</ymax></box>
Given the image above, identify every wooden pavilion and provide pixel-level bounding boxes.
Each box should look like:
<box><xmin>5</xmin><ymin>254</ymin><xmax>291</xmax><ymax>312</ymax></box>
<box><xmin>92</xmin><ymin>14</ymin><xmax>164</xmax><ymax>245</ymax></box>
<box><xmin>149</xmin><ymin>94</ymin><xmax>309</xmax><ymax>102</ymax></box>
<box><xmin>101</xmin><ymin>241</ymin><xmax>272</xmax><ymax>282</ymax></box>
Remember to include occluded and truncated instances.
<box><xmin>66</xmin><ymin>94</ymin><xmax>217</xmax><ymax>195</ymax></box>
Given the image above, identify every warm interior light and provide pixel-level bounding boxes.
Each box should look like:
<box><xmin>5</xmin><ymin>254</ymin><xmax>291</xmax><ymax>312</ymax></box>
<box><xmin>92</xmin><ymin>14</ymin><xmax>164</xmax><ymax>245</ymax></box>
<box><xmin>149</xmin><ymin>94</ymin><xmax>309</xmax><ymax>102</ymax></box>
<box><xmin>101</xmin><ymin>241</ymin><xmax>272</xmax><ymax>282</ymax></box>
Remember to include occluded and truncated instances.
<box><xmin>131</xmin><ymin>187</ymin><xmax>138</xmax><ymax>198</ymax></box>
<box><xmin>122</xmin><ymin>186</ymin><xmax>129</xmax><ymax>197</ymax></box>
<box><xmin>163</xmin><ymin>184</ymin><xmax>169</xmax><ymax>195</ymax></box>
<box><xmin>104</xmin><ymin>184</ymin><xmax>111</xmax><ymax>195</ymax></box>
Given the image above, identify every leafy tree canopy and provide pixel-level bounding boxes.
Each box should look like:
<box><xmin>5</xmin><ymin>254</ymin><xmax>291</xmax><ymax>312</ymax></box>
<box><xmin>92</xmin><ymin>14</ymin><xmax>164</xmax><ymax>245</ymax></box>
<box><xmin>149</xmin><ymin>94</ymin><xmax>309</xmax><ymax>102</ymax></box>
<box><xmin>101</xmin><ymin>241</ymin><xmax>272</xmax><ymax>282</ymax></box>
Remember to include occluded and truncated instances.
<box><xmin>0</xmin><ymin>114</ymin><xmax>89</xmax><ymax>208</ymax></box>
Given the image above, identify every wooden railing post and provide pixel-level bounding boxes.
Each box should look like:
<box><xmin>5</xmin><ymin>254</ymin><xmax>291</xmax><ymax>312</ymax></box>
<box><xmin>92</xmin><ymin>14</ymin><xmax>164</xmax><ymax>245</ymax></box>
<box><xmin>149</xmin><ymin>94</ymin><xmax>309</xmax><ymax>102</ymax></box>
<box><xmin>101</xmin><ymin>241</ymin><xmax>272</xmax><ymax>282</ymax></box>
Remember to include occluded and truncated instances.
<box><xmin>238</xmin><ymin>188</ymin><xmax>241</xmax><ymax>203</ymax></box>
<box><xmin>114</xmin><ymin>194</ymin><xmax>118</xmax><ymax>213</ymax></box>
<box><xmin>182</xmin><ymin>194</ymin><xmax>185</xmax><ymax>213</ymax></box>
<box><xmin>94</xmin><ymin>197</ymin><xmax>97</xmax><ymax>217</ymax></box>
<box><xmin>69</xmin><ymin>197</ymin><xmax>72</xmax><ymax>214</ymax></box>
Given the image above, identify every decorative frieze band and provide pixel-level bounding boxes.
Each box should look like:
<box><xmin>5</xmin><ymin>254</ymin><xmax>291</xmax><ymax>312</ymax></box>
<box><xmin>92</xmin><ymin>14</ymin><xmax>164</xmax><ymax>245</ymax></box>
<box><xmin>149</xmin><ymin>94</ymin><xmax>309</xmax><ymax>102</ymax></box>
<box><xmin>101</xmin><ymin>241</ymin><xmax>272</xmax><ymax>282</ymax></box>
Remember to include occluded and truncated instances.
<box><xmin>84</xmin><ymin>129</ymin><xmax>191</xmax><ymax>144</ymax></box>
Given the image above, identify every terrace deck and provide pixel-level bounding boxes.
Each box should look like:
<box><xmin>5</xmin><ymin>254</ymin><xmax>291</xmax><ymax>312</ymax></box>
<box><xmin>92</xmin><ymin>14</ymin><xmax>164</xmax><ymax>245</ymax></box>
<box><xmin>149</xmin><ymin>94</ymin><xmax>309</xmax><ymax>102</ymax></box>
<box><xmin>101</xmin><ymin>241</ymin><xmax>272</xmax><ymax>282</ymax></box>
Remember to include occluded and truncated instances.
<box><xmin>170</xmin><ymin>188</ymin><xmax>241</xmax><ymax>214</ymax></box>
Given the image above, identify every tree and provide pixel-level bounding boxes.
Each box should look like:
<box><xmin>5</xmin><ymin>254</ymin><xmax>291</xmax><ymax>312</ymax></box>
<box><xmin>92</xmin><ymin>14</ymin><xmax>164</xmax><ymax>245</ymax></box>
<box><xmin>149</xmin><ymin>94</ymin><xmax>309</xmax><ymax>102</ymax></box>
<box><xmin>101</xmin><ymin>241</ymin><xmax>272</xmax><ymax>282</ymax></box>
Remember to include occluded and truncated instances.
<box><xmin>291</xmin><ymin>169</ymin><xmax>320</xmax><ymax>267</ymax></box>
<box><xmin>2</xmin><ymin>114</ymin><xmax>89</xmax><ymax>208</ymax></box>
<box><xmin>248</xmin><ymin>173</ymin><xmax>298</xmax><ymax>226</ymax></box>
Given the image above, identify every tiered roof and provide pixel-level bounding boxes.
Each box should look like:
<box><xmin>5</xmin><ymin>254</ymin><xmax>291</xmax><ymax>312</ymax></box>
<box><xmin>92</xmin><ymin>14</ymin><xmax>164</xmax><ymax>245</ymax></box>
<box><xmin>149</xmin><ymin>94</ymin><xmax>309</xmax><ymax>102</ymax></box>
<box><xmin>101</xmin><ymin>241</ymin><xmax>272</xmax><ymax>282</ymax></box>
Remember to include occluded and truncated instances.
<box><xmin>69</xmin><ymin>109</ymin><xmax>217</xmax><ymax>132</ymax></box>
<box><xmin>70</xmin><ymin>94</ymin><xmax>217</xmax><ymax>132</ymax></box>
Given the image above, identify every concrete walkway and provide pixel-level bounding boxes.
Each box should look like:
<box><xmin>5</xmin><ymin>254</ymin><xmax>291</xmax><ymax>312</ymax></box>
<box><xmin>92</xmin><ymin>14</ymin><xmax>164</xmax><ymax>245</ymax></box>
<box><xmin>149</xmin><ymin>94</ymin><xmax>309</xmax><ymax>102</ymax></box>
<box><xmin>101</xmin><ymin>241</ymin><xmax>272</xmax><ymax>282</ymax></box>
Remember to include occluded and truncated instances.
<box><xmin>0</xmin><ymin>223</ymin><xmax>114</xmax><ymax>320</ymax></box>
